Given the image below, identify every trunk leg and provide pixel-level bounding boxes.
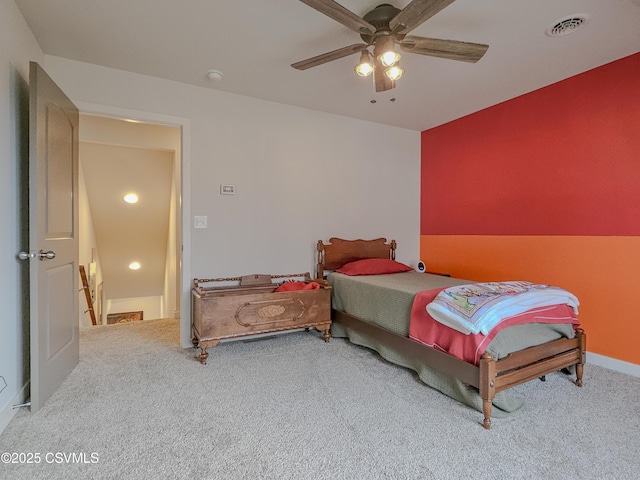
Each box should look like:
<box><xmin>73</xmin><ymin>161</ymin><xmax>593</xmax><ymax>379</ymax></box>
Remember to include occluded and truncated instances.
<box><xmin>199</xmin><ymin>347</ymin><xmax>209</xmax><ymax>365</ymax></box>
<box><xmin>323</xmin><ymin>329</ymin><xmax>331</xmax><ymax>342</ymax></box>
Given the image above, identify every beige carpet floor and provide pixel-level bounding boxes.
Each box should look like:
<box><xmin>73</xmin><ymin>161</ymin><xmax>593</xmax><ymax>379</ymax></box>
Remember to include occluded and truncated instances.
<box><xmin>1</xmin><ymin>318</ymin><xmax>638</xmax><ymax>479</ymax></box>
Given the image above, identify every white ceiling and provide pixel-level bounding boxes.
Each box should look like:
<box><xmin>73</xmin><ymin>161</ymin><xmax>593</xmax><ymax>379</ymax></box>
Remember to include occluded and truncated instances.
<box><xmin>15</xmin><ymin>0</ymin><xmax>640</xmax><ymax>131</ymax></box>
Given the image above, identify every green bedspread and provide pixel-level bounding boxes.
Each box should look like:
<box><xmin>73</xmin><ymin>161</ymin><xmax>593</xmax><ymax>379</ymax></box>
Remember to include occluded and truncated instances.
<box><xmin>328</xmin><ymin>271</ymin><xmax>576</xmax><ymax>416</ymax></box>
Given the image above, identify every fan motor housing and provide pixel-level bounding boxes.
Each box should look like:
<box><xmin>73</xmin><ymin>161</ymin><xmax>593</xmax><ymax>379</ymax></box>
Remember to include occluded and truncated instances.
<box><xmin>360</xmin><ymin>3</ymin><xmax>401</xmax><ymax>43</ymax></box>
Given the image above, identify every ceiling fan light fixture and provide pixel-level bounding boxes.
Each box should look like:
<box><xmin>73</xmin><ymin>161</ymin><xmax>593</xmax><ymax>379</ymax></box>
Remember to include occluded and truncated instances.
<box><xmin>385</xmin><ymin>65</ymin><xmax>404</xmax><ymax>81</ymax></box>
<box><xmin>293</xmin><ymin>1</ymin><xmax>489</xmax><ymax>93</ymax></box>
<box><xmin>354</xmin><ymin>50</ymin><xmax>374</xmax><ymax>77</ymax></box>
<box><xmin>379</xmin><ymin>50</ymin><xmax>401</xmax><ymax>67</ymax></box>
<box><xmin>375</xmin><ymin>35</ymin><xmax>401</xmax><ymax>67</ymax></box>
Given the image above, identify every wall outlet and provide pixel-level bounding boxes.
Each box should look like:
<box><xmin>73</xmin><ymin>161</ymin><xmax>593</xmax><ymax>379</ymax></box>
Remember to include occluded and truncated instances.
<box><xmin>194</xmin><ymin>216</ymin><xmax>207</xmax><ymax>229</ymax></box>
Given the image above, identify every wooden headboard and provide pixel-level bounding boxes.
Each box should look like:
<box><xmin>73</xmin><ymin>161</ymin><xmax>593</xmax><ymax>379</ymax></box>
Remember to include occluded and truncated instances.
<box><xmin>316</xmin><ymin>238</ymin><xmax>396</xmax><ymax>279</ymax></box>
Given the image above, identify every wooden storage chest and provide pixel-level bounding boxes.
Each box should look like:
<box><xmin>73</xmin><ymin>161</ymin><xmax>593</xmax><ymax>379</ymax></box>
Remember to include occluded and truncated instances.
<box><xmin>191</xmin><ymin>274</ymin><xmax>331</xmax><ymax>364</ymax></box>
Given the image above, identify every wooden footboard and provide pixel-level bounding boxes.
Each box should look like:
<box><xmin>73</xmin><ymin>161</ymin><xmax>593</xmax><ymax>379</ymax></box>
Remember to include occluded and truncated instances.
<box><xmin>479</xmin><ymin>328</ymin><xmax>585</xmax><ymax>429</ymax></box>
<box><xmin>333</xmin><ymin>309</ymin><xmax>586</xmax><ymax>429</ymax></box>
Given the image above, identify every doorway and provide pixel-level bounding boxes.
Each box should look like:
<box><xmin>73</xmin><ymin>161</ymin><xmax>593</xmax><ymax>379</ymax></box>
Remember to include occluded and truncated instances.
<box><xmin>75</xmin><ymin>103</ymin><xmax>192</xmax><ymax>348</ymax></box>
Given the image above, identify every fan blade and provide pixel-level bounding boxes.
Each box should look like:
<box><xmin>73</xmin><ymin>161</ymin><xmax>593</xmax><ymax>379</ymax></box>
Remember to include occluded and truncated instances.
<box><xmin>298</xmin><ymin>0</ymin><xmax>375</xmax><ymax>34</ymax></box>
<box><xmin>400</xmin><ymin>36</ymin><xmax>489</xmax><ymax>63</ymax></box>
<box><xmin>390</xmin><ymin>0</ymin><xmax>456</xmax><ymax>35</ymax></box>
<box><xmin>374</xmin><ymin>56</ymin><xmax>395</xmax><ymax>92</ymax></box>
<box><xmin>291</xmin><ymin>43</ymin><xmax>367</xmax><ymax>70</ymax></box>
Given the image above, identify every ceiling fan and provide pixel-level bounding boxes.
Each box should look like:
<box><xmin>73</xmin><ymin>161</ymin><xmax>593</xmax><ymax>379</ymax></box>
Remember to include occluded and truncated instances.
<box><xmin>291</xmin><ymin>0</ymin><xmax>489</xmax><ymax>92</ymax></box>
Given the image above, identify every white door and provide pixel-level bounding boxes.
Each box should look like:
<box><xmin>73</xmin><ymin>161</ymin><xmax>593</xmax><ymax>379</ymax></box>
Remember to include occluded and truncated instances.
<box><xmin>26</xmin><ymin>62</ymin><xmax>79</xmax><ymax>412</ymax></box>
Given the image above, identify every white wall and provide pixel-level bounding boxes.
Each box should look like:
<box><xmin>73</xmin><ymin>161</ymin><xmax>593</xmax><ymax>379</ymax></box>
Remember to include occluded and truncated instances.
<box><xmin>164</xmin><ymin>165</ymin><xmax>179</xmax><ymax>319</ymax></box>
<box><xmin>78</xmin><ymin>162</ymin><xmax>102</xmax><ymax>327</ymax></box>
<box><xmin>42</xmin><ymin>55</ymin><xmax>421</xmax><ymax>348</ymax></box>
<box><xmin>0</xmin><ymin>0</ymin><xmax>44</xmax><ymax>433</ymax></box>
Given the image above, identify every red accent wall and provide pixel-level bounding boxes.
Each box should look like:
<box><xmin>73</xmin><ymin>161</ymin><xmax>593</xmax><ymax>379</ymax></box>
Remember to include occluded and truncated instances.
<box><xmin>420</xmin><ymin>53</ymin><xmax>640</xmax><ymax>365</ymax></box>
<box><xmin>421</xmin><ymin>53</ymin><xmax>640</xmax><ymax>236</ymax></box>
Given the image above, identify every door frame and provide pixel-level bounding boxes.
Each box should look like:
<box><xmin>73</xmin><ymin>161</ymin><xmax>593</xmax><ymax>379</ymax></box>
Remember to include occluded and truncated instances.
<box><xmin>76</xmin><ymin>101</ymin><xmax>192</xmax><ymax>348</ymax></box>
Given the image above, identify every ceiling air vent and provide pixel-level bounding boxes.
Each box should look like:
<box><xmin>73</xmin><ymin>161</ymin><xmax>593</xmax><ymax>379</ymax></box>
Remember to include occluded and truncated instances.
<box><xmin>545</xmin><ymin>14</ymin><xmax>589</xmax><ymax>37</ymax></box>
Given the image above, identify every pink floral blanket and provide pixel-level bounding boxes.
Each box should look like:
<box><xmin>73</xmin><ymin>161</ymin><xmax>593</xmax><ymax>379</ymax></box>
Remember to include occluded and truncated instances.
<box><xmin>425</xmin><ymin>281</ymin><xmax>580</xmax><ymax>335</ymax></box>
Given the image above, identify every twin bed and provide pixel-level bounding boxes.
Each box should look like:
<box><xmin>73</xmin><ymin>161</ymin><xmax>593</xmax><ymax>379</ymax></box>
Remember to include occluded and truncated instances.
<box><xmin>316</xmin><ymin>237</ymin><xmax>585</xmax><ymax>429</ymax></box>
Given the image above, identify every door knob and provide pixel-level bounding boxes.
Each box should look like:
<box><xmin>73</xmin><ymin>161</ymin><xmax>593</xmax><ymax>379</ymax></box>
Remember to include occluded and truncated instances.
<box><xmin>38</xmin><ymin>250</ymin><xmax>56</xmax><ymax>260</ymax></box>
<box><xmin>18</xmin><ymin>250</ymin><xmax>56</xmax><ymax>260</ymax></box>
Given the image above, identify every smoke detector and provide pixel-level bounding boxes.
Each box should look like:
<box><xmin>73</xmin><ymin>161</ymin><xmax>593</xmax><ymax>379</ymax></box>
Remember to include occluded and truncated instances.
<box><xmin>545</xmin><ymin>14</ymin><xmax>590</xmax><ymax>37</ymax></box>
<box><xmin>207</xmin><ymin>69</ymin><xmax>224</xmax><ymax>82</ymax></box>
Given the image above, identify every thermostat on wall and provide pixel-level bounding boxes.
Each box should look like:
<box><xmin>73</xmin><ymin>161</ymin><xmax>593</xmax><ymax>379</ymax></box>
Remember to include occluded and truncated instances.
<box><xmin>220</xmin><ymin>184</ymin><xmax>235</xmax><ymax>195</ymax></box>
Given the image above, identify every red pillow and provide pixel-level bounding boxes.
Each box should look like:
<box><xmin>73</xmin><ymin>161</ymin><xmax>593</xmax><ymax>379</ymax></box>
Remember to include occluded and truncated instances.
<box><xmin>335</xmin><ymin>258</ymin><xmax>413</xmax><ymax>276</ymax></box>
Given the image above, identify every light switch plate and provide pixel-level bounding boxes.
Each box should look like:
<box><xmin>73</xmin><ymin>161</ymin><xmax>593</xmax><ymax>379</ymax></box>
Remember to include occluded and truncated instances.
<box><xmin>194</xmin><ymin>216</ymin><xmax>207</xmax><ymax>228</ymax></box>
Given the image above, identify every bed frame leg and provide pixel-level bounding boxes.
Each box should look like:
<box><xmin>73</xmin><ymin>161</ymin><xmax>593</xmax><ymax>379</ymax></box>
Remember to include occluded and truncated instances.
<box><xmin>479</xmin><ymin>353</ymin><xmax>496</xmax><ymax>429</ymax></box>
<box><xmin>482</xmin><ymin>402</ymin><xmax>492</xmax><ymax>430</ymax></box>
<box><xmin>575</xmin><ymin>328</ymin><xmax>586</xmax><ymax>387</ymax></box>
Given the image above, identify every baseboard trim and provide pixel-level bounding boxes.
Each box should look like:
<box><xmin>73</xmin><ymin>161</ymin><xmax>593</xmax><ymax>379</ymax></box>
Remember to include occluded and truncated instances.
<box><xmin>0</xmin><ymin>381</ymin><xmax>29</xmax><ymax>436</ymax></box>
<box><xmin>587</xmin><ymin>352</ymin><xmax>640</xmax><ymax>378</ymax></box>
